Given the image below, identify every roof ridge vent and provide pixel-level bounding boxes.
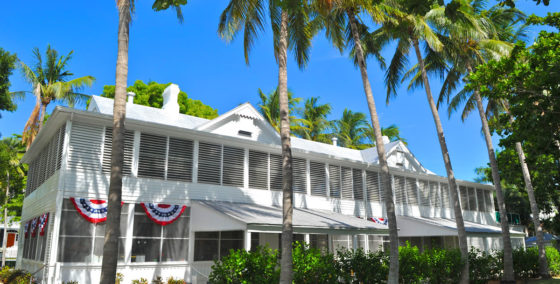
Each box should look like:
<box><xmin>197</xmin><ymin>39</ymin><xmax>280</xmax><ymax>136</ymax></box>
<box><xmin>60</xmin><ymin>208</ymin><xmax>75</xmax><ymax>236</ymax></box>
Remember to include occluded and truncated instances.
<box><xmin>162</xmin><ymin>84</ymin><xmax>180</xmax><ymax>114</ymax></box>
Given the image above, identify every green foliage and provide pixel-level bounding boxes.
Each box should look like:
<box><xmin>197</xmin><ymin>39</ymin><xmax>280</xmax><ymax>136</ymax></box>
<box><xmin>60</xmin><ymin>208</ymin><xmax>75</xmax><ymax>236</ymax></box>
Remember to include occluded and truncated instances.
<box><xmin>131</xmin><ymin>277</ymin><xmax>149</xmax><ymax>284</ymax></box>
<box><xmin>546</xmin><ymin>246</ymin><xmax>560</xmax><ymax>276</ymax></box>
<box><xmin>469</xmin><ymin>248</ymin><xmax>501</xmax><ymax>284</ymax></box>
<box><xmin>0</xmin><ymin>48</ymin><xmax>17</xmax><ymax>116</ymax></box>
<box><xmin>0</xmin><ymin>267</ymin><xmax>33</xmax><ymax>284</ymax></box>
<box><xmin>513</xmin><ymin>247</ymin><xmax>539</xmax><ymax>279</ymax></box>
<box><xmin>423</xmin><ymin>247</ymin><xmax>462</xmax><ymax>284</ymax></box>
<box><xmin>97</xmin><ymin>80</ymin><xmax>218</xmax><ymax>119</ymax></box>
<box><xmin>165</xmin><ymin>276</ymin><xmax>186</xmax><ymax>284</ymax></box>
<box><xmin>0</xmin><ymin>136</ymin><xmax>27</xmax><ymax>222</ymax></box>
<box><xmin>116</xmin><ymin>273</ymin><xmax>124</xmax><ymax>284</ymax></box>
<box><xmin>398</xmin><ymin>242</ymin><xmax>427</xmax><ymax>283</ymax></box>
<box><xmin>336</xmin><ymin>247</ymin><xmax>389</xmax><ymax>284</ymax></box>
<box><xmin>208</xmin><ymin>246</ymin><xmax>280</xmax><ymax>284</ymax></box>
<box><xmin>292</xmin><ymin>242</ymin><xmax>338</xmax><ymax>284</ymax></box>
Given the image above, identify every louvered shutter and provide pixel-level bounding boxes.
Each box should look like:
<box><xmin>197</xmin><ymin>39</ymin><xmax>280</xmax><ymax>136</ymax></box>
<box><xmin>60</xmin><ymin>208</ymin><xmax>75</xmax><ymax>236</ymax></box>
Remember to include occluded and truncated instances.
<box><xmin>137</xmin><ymin>133</ymin><xmax>167</xmax><ymax>179</ymax></box>
<box><xmin>292</xmin><ymin>158</ymin><xmax>307</xmax><ymax>193</ymax></box>
<box><xmin>197</xmin><ymin>142</ymin><xmax>222</xmax><ymax>185</ymax></box>
<box><xmin>222</xmin><ymin>146</ymin><xmax>244</xmax><ymax>187</ymax></box>
<box><xmin>37</xmin><ymin>150</ymin><xmax>47</xmax><ymax>186</ymax></box>
<box><xmin>102</xmin><ymin>128</ymin><xmax>134</xmax><ymax>175</ymax></box>
<box><xmin>269</xmin><ymin>154</ymin><xmax>283</xmax><ymax>191</ymax></box>
<box><xmin>25</xmin><ymin>161</ymin><xmax>35</xmax><ymax>196</ymax></box>
<box><xmin>67</xmin><ymin>123</ymin><xmax>104</xmax><ymax>171</ymax></box>
<box><xmin>429</xmin><ymin>182</ymin><xmax>441</xmax><ymax>207</ymax></box>
<box><xmin>340</xmin><ymin>167</ymin><xmax>353</xmax><ymax>199</ymax></box>
<box><xmin>476</xmin><ymin>188</ymin><xmax>485</xmax><ymax>212</ymax></box>
<box><xmin>329</xmin><ymin>165</ymin><xmax>341</xmax><ymax>198</ymax></box>
<box><xmin>249</xmin><ymin>151</ymin><xmax>268</xmax><ymax>190</ymax></box>
<box><xmin>310</xmin><ymin>161</ymin><xmax>326</xmax><ymax>196</ymax></box>
<box><xmin>394</xmin><ymin>176</ymin><xmax>406</xmax><ymax>205</ymax></box>
<box><xmin>46</xmin><ymin>139</ymin><xmax>57</xmax><ymax>178</ymax></box>
<box><xmin>418</xmin><ymin>180</ymin><xmax>430</xmax><ymax>207</ymax></box>
<box><xmin>366</xmin><ymin>171</ymin><xmax>380</xmax><ymax>203</ymax></box>
<box><xmin>352</xmin><ymin>169</ymin><xmax>363</xmax><ymax>200</ymax></box>
<box><xmin>484</xmin><ymin>190</ymin><xmax>493</xmax><ymax>212</ymax></box>
<box><xmin>167</xmin><ymin>138</ymin><xmax>194</xmax><ymax>182</ymax></box>
<box><xmin>459</xmin><ymin>186</ymin><xmax>469</xmax><ymax>210</ymax></box>
<box><xmin>405</xmin><ymin>178</ymin><xmax>418</xmax><ymax>205</ymax></box>
<box><xmin>56</xmin><ymin>124</ymin><xmax>65</xmax><ymax>170</ymax></box>
<box><xmin>468</xmin><ymin>187</ymin><xmax>477</xmax><ymax>211</ymax></box>
<box><xmin>441</xmin><ymin>183</ymin><xmax>451</xmax><ymax>208</ymax></box>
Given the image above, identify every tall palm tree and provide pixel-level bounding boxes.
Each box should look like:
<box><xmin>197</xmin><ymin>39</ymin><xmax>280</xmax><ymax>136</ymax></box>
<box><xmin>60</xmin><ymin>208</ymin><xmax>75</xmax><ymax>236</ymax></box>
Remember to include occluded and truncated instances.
<box><xmin>379</xmin><ymin>1</ymin><xmax>471</xmax><ymax>282</ymax></box>
<box><xmin>294</xmin><ymin>97</ymin><xmax>332</xmax><ymax>143</ymax></box>
<box><xmin>333</xmin><ymin>109</ymin><xmax>369</xmax><ymax>149</ymax></box>
<box><xmin>0</xmin><ymin>137</ymin><xmax>25</xmax><ymax>267</ymax></box>
<box><xmin>219</xmin><ymin>1</ymin><xmax>316</xmax><ymax>281</ymax></box>
<box><xmin>257</xmin><ymin>88</ymin><xmax>302</xmax><ymax>133</ymax></box>
<box><xmin>18</xmin><ymin>45</ymin><xmax>95</xmax><ymax>148</ymax></box>
<box><xmin>365</xmin><ymin>124</ymin><xmax>407</xmax><ymax>146</ymax></box>
<box><xmin>100</xmin><ymin>1</ymin><xmax>185</xmax><ymax>283</ymax></box>
<box><xmin>316</xmin><ymin>1</ymin><xmax>401</xmax><ymax>280</ymax></box>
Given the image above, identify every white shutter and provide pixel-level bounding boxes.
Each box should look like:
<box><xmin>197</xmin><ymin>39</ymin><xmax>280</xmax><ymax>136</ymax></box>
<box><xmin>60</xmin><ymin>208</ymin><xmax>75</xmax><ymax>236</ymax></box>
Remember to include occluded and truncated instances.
<box><xmin>167</xmin><ymin>138</ymin><xmax>194</xmax><ymax>182</ymax></box>
<box><xmin>222</xmin><ymin>146</ymin><xmax>244</xmax><ymax>187</ymax></box>
<box><xmin>56</xmin><ymin>124</ymin><xmax>65</xmax><ymax>170</ymax></box>
<box><xmin>484</xmin><ymin>190</ymin><xmax>494</xmax><ymax>212</ymax></box>
<box><xmin>468</xmin><ymin>187</ymin><xmax>477</xmax><ymax>211</ymax></box>
<box><xmin>67</xmin><ymin>123</ymin><xmax>104</xmax><ymax>171</ymax></box>
<box><xmin>249</xmin><ymin>150</ymin><xmax>269</xmax><ymax>190</ymax></box>
<box><xmin>292</xmin><ymin>158</ymin><xmax>307</xmax><ymax>193</ymax></box>
<box><xmin>329</xmin><ymin>165</ymin><xmax>341</xmax><ymax>198</ymax></box>
<box><xmin>197</xmin><ymin>142</ymin><xmax>222</xmax><ymax>185</ymax></box>
<box><xmin>459</xmin><ymin>186</ymin><xmax>469</xmax><ymax>210</ymax></box>
<box><xmin>418</xmin><ymin>180</ymin><xmax>430</xmax><ymax>207</ymax></box>
<box><xmin>137</xmin><ymin>133</ymin><xmax>167</xmax><ymax>179</ymax></box>
<box><xmin>441</xmin><ymin>183</ymin><xmax>451</xmax><ymax>208</ymax></box>
<box><xmin>405</xmin><ymin>177</ymin><xmax>418</xmax><ymax>205</ymax></box>
<box><xmin>476</xmin><ymin>188</ymin><xmax>485</xmax><ymax>212</ymax></box>
<box><xmin>394</xmin><ymin>176</ymin><xmax>406</xmax><ymax>205</ymax></box>
<box><xmin>102</xmin><ymin>128</ymin><xmax>134</xmax><ymax>175</ymax></box>
<box><xmin>340</xmin><ymin>167</ymin><xmax>353</xmax><ymax>200</ymax></box>
<box><xmin>366</xmin><ymin>171</ymin><xmax>380</xmax><ymax>203</ymax></box>
<box><xmin>310</xmin><ymin>161</ymin><xmax>326</xmax><ymax>196</ymax></box>
<box><xmin>430</xmin><ymin>181</ymin><xmax>441</xmax><ymax>208</ymax></box>
<box><xmin>352</xmin><ymin>169</ymin><xmax>363</xmax><ymax>200</ymax></box>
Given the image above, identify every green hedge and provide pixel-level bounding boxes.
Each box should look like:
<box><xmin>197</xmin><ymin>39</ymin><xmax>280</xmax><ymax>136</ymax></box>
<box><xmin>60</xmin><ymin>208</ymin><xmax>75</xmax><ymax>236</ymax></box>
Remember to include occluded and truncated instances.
<box><xmin>209</xmin><ymin>242</ymin><xmax>560</xmax><ymax>284</ymax></box>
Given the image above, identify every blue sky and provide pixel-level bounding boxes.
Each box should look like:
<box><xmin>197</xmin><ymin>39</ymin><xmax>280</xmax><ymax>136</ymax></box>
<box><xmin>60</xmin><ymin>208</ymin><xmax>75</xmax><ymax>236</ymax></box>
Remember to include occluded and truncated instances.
<box><xmin>0</xmin><ymin>1</ymin><xmax>554</xmax><ymax>182</ymax></box>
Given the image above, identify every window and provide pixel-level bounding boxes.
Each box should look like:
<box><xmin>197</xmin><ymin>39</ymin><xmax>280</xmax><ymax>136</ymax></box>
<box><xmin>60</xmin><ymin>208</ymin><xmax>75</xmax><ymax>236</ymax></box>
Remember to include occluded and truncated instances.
<box><xmin>222</xmin><ymin>146</ymin><xmax>244</xmax><ymax>187</ymax></box>
<box><xmin>352</xmin><ymin>169</ymin><xmax>363</xmax><ymax>200</ymax></box>
<box><xmin>194</xmin><ymin>231</ymin><xmax>244</xmax><ymax>261</ymax></box>
<box><xmin>368</xmin><ymin>235</ymin><xmax>384</xmax><ymax>252</ymax></box>
<box><xmin>366</xmin><ymin>171</ymin><xmax>381</xmax><ymax>203</ymax></box>
<box><xmin>405</xmin><ymin>178</ymin><xmax>418</xmax><ymax>205</ymax></box>
<box><xmin>67</xmin><ymin>122</ymin><xmax>104</xmax><ymax>172</ymax></box>
<box><xmin>468</xmin><ymin>187</ymin><xmax>478</xmax><ymax>211</ymax></box>
<box><xmin>26</xmin><ymin>125</ymin><xmax>65</xmax><ymax>196</ymax></box>
<box><xmin>22</xmin><ymin>217</ymin><xmax>49</xmax><ymax>262</ymax></box>
<box><xmin>310</xmin><ymin>161</ymin><xmax>326</xmax><ymax>196</ymax></box>
<box><xmin>476</xmin><ymin>188</ymin><xmax>485</xmax><ymax>212</ymax></box>
<box><xmin>441</xmin><ymin>183</ymin><xmax>451</xmax><ymax>208</ymax></box>
<box><xmin>310</xmin><ymin>234</ymin><xmax>328</xmax><ymax>252</ymax></box>
<box><xmin>332</xmin><ymin>234</ymin><xmax>352</xmax><ymax>251</ymax></box>
<box><xmin>341</xmin><ymin>167</ymin><xmax>353</xmax><ymax>200</ymax></box>
<box><xmin>269</xmin><ymin>154</ymin><xmax>282</xmax><ymax>191</ymax></box>
<box><xmin>394</xmin><ymin>176</ymin><xmax>406</xmax><ymax>205</ymax></box>
<box><xmin>167</xmin><ymin>138</ymin><xmax>194</xmax><ymax>182</ymax></box>
<box><xmin>57</xmin><ymin>199</ymin><xmax>127</xmax><ymax>263</ymax></box>
<box><xmin>459</xmin><ymin>186</ymin><xmax>469</xmax><ymax>211</ymax></box>
<box><xmin>418</xmin><ymin>180</ymin><xmax>430</xmax><ymax>207</ymax></box>
<box><xmin>131</xmin><ymin>204</ymin><xmax>190</xmax><ymax>262</ymax></box>
<box><xmin>292</xmin><ymin>158</ymin><xmax>307</xmax><ymax>193</ymax></box>
<box><xmin>137</xmin><ymin>133</ymin><xmax>167</xmax><ymax>179</ymax></box>
<box><xmin>429</xmin><ymin>181</ymin><xmax>441</xmax><ymax>208</ymax></box>
<box><xmin>484</xmin><ymin>190</ymin><xmax>494</xmax><ymax>212</ymax></box>
<box><xmin>198</xmin><ymin>142</ymin><xmax>222</xmax><ymax>185</ymax></box>
<box><xmin>102</xmin><ymin>128</ymin><xmax>134</xmax><ymax>175</ymax></box>
<box><xmin>329</xmin><ymin>165</ymin><xmax>341</xmax><ymax>198</ymax></box>
<box><xmin>249</xmin><ymin>150</ymin><xmax>268</xmax><ymax>190</ymax></box>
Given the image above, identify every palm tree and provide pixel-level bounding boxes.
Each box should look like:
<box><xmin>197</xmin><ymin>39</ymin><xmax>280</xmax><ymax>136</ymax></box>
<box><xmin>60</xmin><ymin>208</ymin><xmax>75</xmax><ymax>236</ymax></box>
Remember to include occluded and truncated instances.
<box><xmin>365</xmin><ymin>124</ymin><xmax>407</xmax><ymax>146</ymax></box>
<box><xmin>316</xmin><ymin>1</ymin><xmax>401</xmax><ymax>280</ymax></box>
<box><xmin>379</xmin><ymin>1</ymin><xmax>470</xmax><ymax>282</ymax></box>
<box><xmin>100</xmin><ymin>1</ymin><xmax>185</xmax><ymax>283</ymax></box>
<box><xmin>0</xmin><ymin>137</ymin><xmax>25</xmax><ymax>267</ymax></box>
<box><xmin>333</xmin><ymin>109</ymin><xmax>369</xmax><ymax>149</ymax></box>
<box><xmin>257</xmin><ymin>88</ymin><xmax>302</xmax><ymax>133</ymax></box>
<box><xmin>218</xmin><ymin>1</ymin><xmax>316</xmax><ymax>281</ymax></box>
<box><xmin>18</xmin><ymin>45</ymin><xmax>95</xmax><ymax>148</ymax></box>
<box><xmin>294</xmin><ymin>97</ymin><xmax>332</xmax><ymax>143</ymax></box>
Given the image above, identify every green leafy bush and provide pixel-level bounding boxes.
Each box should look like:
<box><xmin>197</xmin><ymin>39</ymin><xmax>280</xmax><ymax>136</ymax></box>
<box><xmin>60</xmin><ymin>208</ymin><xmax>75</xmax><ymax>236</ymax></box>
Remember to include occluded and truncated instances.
<box><xmin>292</xmin><ymin>242</ymin><xmax>339</xmax><ymax>283</ymax></box>
<box><xmin>469</xmin><ymin>248</ymin><xmax>501</xmax><ymax>284</ymax></box>
<box><xmin>398</xmin><ymin>242</ymin><xmax>428</xmax><ymax>283</ymax></box>
<box><xmin>513</xmin><ymin>247</ymin><xmax>539</xmax><ymax>279</ymax></box>
<box><xmin>336</xmin><ymin>247</ymin><xmax>388</xmax><ymax>283</ymax></box>
<box><xmin>424</xmin><ymin>247</ymin><xmax>462</xmax><ymax>284</ymax></box>
<box><xmin>546</xmin><ymin>246</ymin><xmax>560</xmax><ymax>276</ymax></box>
<box><xmin>0</xmin><ymin>267</ymin><xmax>34</xmax><ymax>284</ymax></box>
<box><xmin>208</xmin><ymin>246</ymin><xmax>280</xmax><ymax>283</ymax></box>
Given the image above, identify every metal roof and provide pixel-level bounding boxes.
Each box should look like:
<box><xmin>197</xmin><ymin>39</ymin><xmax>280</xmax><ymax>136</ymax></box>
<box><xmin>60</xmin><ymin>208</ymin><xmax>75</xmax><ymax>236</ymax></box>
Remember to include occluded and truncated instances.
<box><xmin>397</xmin><ymin>215</ymin><xmax>524</xmax><ymax>236</ymax></box>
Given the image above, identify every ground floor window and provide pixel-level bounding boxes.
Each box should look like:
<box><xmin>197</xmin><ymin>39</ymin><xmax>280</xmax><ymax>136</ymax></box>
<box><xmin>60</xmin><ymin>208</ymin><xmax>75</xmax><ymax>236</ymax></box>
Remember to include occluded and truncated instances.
<box><xmin>22</xmin><ymin>213</ymin><xmax>49</xmax><ymax>262</ymax></box>
<box><xmin>194</xmin><ymin>230</ymin><xmax>244</xmax><ymax>261</ymax></box>
<box><xmin>332</xmin><ymin>234</ymin><xmax>353</xmax><ymax>251</ymax></box>
<box><xmin>309</xmin><ymin>234</ymin><xmax>328</xmax><ymax>252</ymax></box>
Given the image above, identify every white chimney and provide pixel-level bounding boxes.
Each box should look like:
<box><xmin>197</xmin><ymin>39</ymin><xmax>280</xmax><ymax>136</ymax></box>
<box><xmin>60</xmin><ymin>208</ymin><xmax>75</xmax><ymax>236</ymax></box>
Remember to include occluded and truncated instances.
<box><xmin>162</xmin><ymin>84</ymin><xmax>180</xmax><ymax>113</ymax></box>
<box><xmin>127</xmin><ymin>92</ymin><xmax>135</xmax><ymax>104</ymax></box>
<box><xmin>332</xmin><ymin>137</ymin><xmax>338</xmax><ymax>146</ymax></box>
<box><xmin>382</xmin><ymin>136</ymin><xmax>390</xmax><ymax>144</ymax></box>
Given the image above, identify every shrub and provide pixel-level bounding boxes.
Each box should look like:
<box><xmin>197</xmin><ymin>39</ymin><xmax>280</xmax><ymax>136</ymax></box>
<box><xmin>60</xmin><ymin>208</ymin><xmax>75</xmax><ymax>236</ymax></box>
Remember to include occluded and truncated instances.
<box><xmin>292</xmin><ymin>242</ymin><xmax>339</xmax><ymax>284</ymax></box>
<box><xmin>424</xmin><ymin>247</ymin><xmax>462</xmax><ymax>284</ymax></box>
<box><xmin>513</xmin><ymin>247</ymin><xmax>539</xmax><ymax>279</ymax></box>
<box><xmin>0</xmin><ymin>267</ymin><xmax>34</xmax><ymax>284</ymax></box>
<box><xmin>336</xmin><ymin>247</ymin><xmax>388</xmax><ymax>283</ymax></box>
<box><xmin>398</xmin><ymin>242</ymin><xmax>428</xmax><ymax>284</ymax></box>
<box><xmin>131</xmin><ymin>278</ymin><xmax>149</xmax><ymax>284</ymax></box>
<box><xmin>469</xmin><ymin>248</ymin><xmax>501</xmax><ymax>284</ymax></box>
<box><xmin>208</xmin><ymin>246</ymin><xmax>280</xmax><ymax>283</ymax></box>
<box><xmin>546</xmin><ymin>246</ymin><xmax>560</xmax><ymax>276</ymax></box>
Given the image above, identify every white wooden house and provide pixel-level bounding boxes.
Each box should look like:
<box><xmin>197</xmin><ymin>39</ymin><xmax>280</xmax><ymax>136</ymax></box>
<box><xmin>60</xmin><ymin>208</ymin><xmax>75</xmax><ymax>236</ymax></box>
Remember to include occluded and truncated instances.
<box><xmin>17</xmin><ymin>84</ymin><xmax>525</xmax><ymax>283</ymax></box>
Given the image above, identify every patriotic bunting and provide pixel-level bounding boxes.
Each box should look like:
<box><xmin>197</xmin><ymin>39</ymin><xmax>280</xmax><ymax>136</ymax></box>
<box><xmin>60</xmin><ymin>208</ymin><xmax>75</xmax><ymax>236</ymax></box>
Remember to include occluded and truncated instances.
<box><xmin>369</xmin><ymin>217</ymin><xmax>388</xmax><ymax>226</ymax></box>
<box><xmin>71</xmin><ymin>197</ymin><xmax>108</xmax><ymax>223</ymax></box>
<box><xmin>38</xmin><ymin>213</ymin><xmax>49</xmax><ymax>236</ymax></box>
<box><xmin>24</xmin><ymin>222</ymin><xmax>29</xmax><ymax>239</ymax></box>
<box><xmin>140</xmin><ymin>203</ymin><xmax>186</xmax><ymax>226</ymax></box>
<box><xmin>30</xmin><ymin>217</ymin><xmax>39</xmax><ymax>237</ymax></box>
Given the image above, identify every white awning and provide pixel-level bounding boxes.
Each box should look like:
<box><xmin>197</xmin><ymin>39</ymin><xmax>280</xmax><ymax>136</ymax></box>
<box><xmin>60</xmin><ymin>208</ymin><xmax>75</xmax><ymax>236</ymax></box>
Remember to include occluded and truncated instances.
<box><xmin>397</xmin><ymin>215</ymin><xmax>524</xmax><ymax>237</ymax></box>
<box><xmin>195</xmin><ymin>201</ymin><xmax>388</xmax><ymax>234</ymax></box>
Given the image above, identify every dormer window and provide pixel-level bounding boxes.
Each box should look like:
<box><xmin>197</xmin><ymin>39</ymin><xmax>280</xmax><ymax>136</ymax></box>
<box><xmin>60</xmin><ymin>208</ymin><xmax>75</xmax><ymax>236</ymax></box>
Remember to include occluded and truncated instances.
<box><xmin>238</xmin><ymin>130</ymin><xmax>252</xmax><ymax>137</ymax></box>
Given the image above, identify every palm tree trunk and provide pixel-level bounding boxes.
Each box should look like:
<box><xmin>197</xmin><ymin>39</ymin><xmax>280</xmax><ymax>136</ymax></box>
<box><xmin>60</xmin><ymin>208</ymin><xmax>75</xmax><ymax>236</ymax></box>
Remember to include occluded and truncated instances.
<box><xmin>1</xmin><ymin>172</ymin><xmax>9</xmax><ymax>267</ymax></box>
<box><xmin>278</xmin><ymin>10</ymin><xmax>293</xmax><ymax>284</ymax></box>
<box><xmin>38</xmin><ymin>103</ymin><xmax>46</xmax><ymax>132</ymax></box>
<box><xmin>468</xmin><ymin>67</ymin><xmax>514</xmax><ymax>281</ymax></box>
<box><xmin>100</xmin><ymin>1</ymin><xmax>130</xmax><ymax>283</ymax></box>
<box><xmin>505</xmin><ymin>111</ymin><xmax>551</xmax><ymax>278</ymax></box>
<box><xmin>347</xmin><ymin>9</ymin><xmax>399</xmax><ymax>284</ymax></box>
<box><xmin>412</xmin><ymin>39</ymin><xmax>469</xmax><ymax>284</ymax></box>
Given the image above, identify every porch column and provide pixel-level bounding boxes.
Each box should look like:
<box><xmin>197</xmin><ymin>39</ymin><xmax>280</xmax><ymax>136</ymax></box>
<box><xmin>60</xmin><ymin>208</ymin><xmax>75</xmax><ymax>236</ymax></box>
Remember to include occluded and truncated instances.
<box><xmin>245</xmin><ymin>230</ymin><xmax>252</xmax><ymax>251</ymax></box>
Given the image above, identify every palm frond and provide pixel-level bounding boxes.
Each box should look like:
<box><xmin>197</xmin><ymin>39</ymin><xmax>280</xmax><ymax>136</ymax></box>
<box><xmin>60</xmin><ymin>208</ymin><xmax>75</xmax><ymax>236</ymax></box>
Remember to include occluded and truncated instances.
<box><xmin>385</xmin><ymin>38</ymin><xmax>410</xmax><ymax>103</ymax></box>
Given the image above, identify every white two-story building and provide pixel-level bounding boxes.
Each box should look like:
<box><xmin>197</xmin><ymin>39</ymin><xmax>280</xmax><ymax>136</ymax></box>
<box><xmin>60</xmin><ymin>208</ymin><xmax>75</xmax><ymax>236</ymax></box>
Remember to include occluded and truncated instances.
<box><xmin>17</xmin><ymin>84</ymin><xmax>524</xmax><ymax>283</ymax></box>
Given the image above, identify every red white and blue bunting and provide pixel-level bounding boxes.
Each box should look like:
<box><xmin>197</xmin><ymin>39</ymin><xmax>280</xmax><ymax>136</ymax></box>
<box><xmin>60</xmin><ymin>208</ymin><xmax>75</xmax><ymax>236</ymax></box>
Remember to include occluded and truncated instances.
<box><xmin>38</xmin><ymin>213</ymin><xmax>49</xmax><ymax>236</ymax></box>
<box><xmin>30</xmin><ymin>217</ymin><xmax>39</xmax><ymax>237</ymax></box>
<box><xmin>24</xmin><ymin>222</ymin><xmax>29</xmax><ymax>239</ymax></box>
<box><xmin>140</xmin><ymin>203</ymin><xmax>186</xmax><ymax>226</ymax></box>
<box><xmin>369</xmin><ymin>217</ymin><xmax>388</xmax><ymax>226</ymax></box>
<box><xmin>71</xmin><ymin>198</ymin><xmax>108</xmax><ymax>224</ymax></box>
